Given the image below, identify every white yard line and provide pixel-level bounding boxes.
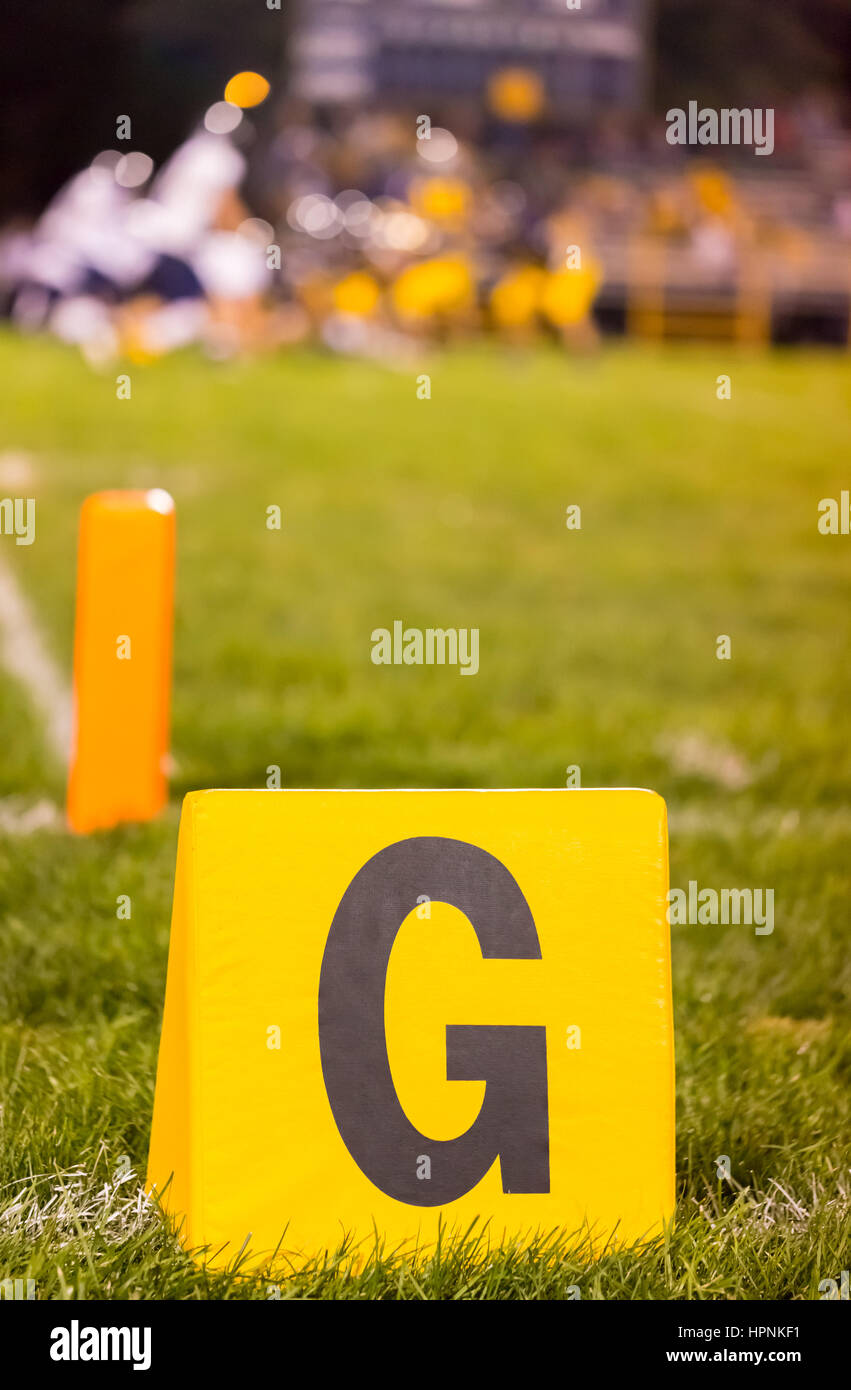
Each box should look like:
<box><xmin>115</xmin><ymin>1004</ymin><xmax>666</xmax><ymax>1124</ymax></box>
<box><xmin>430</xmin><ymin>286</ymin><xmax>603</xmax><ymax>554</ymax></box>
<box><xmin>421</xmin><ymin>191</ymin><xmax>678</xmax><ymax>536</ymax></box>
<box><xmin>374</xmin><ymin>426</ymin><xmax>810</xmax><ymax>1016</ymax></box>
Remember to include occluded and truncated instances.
<box><xmin>0</xmin><ymin>796</ymin><xmax>64</xmax><ymax>834</ymax></box>
<box><xmin>0</xmin><ymin>453</ymin><xmax>69</xmax><ymax>830</ymax></box>
<box><xmin>0</xmin><ymin>451</ymin><xmax>34</xmax><ymax>490</ymax></box>
<box><xmin>0</xmin><ymin>557</ymin><xmax>72</xmax><ymax>766</ymax></box>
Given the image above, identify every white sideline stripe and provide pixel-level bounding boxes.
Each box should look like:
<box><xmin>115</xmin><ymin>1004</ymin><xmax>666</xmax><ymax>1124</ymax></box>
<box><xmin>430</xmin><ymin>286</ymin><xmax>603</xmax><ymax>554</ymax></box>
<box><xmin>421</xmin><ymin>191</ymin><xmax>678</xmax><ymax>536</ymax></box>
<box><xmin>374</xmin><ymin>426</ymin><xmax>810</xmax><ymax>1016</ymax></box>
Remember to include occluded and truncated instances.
<box><xmin>0</xmin><ymin>797</ymin><xmax>63</xmax><ymax>835</ymax></box>
<box><xmin>0</xmin><ymin>450</ymin><xmax>34</xmax><ymax>489</ymax></box>
<box><xmin>0</xmin><ymin>558</ymin><xmax>72</xmax><ymax>764</ymax></box>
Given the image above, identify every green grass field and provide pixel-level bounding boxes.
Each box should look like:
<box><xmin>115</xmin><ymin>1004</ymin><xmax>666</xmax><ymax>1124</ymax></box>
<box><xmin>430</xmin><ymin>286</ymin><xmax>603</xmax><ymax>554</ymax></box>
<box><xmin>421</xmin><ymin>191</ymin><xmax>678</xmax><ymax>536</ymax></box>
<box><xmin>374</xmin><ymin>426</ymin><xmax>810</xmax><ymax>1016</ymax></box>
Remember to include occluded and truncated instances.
<box><xmin>0</xmin><ymin>333</ymin><xmax>848</xmax><ymax>1299</ymax></box>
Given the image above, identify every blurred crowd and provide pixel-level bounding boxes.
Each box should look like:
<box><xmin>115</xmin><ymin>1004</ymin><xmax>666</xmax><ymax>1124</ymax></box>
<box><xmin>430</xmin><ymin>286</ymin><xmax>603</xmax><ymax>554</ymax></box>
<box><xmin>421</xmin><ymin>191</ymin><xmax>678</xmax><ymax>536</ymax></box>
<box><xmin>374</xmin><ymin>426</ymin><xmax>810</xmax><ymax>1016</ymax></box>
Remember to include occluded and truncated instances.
<box><xmin>2</xmin><ymin>71</ymin><xmax>850</xmax><ymax>364</ymax></box>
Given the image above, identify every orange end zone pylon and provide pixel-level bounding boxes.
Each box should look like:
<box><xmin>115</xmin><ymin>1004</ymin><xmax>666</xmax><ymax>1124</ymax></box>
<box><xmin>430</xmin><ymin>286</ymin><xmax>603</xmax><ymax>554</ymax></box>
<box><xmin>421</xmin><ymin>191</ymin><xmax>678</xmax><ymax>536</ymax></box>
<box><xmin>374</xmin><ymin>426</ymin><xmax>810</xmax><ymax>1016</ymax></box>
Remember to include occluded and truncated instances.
<box><xmin>67</xmin><ymin>489</ymin><xmax>176</xmax><ymax>834</ymax></box>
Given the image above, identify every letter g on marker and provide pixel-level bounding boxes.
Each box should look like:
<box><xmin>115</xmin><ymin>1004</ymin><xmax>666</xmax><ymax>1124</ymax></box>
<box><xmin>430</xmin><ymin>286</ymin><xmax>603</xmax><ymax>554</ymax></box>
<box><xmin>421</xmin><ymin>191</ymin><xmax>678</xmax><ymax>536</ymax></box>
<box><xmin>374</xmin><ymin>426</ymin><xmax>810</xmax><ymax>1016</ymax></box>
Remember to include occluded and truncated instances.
<box><xmin>318</xmin><ymin>836</ymin><xmax>550</xmax><ymax>1205</ymax></box>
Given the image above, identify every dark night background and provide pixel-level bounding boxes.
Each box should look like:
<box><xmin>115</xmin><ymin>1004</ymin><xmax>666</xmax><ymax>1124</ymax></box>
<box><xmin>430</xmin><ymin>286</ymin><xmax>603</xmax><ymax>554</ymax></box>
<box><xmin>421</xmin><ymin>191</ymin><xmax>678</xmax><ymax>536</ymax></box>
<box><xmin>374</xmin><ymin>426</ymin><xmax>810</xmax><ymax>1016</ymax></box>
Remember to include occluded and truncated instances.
<box><xmin>1</xmin><ymin>0</ymin><xmax>850</xmax><ymax>218</ymax></box>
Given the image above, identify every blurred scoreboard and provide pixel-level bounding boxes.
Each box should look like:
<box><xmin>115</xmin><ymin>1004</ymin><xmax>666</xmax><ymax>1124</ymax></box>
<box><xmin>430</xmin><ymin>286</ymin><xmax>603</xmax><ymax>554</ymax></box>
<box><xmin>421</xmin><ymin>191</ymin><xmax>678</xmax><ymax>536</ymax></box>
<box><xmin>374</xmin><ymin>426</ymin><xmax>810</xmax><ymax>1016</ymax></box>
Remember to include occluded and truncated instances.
<box><xmin>291</xmin><ymin>0</ymin><xmax>647</xmax><ymax>114</ymax></box>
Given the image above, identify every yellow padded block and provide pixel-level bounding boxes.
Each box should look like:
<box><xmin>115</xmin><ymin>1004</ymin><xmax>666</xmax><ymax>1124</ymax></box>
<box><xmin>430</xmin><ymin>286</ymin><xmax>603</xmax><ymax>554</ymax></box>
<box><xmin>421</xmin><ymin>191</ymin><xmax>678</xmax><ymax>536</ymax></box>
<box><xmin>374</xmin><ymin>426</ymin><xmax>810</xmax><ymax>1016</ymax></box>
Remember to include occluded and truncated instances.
<box><xmin>67</xmin><ymin>489</ymin><xmax>175</xmax><ymax>833</ymax></box>
<box><xmin>147</xmin><ymin>789</ymin><xmax>674</xmax><ymax>1266</ymax></box>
